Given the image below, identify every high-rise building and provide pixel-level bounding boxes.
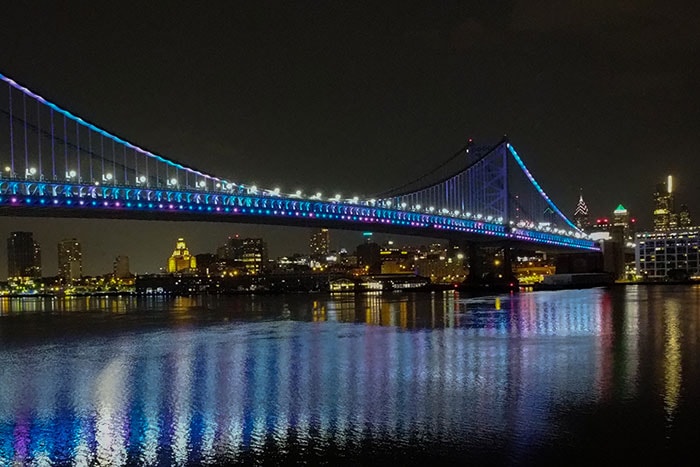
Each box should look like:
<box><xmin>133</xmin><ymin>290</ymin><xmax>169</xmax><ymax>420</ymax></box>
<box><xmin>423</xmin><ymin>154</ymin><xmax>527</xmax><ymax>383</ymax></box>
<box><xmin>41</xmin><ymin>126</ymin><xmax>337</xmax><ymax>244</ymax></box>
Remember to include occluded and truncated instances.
<box><xmin>573</xmin><ymin>192</ymin><xmax>590</xmax><ymax>231</ymax></box>
<box><xmin>679</xmin><ymin>204</ymin><xmax>692</xmax><ymax>228</ymax></box>
<box><xmin>167</xmin><ymin>238</ymin><xmax>197</xmax><ymax>273</ymax></box>
<box><xmin>310</xmin><ymin>228</ymin><xmax>330</xmax><ymax>257</ymax></box>
<box><xmin>653</xmin><ymin>176</ymin><xmax>675</xmax><ymax>231</ymax></box>
<box><xmin>218</xmin><ymin>236</ymin><xmax>268</xmax><ymax>275</ymax></box>
<box><xmin>58</xmin><ymin>238</ymin><xmax>82</xmax><ymax>283</ymax></box>
<box><xmin>7</xmin><ymin>232</ymin><xmax>41</xmax><ymax>279</ymax></box>
<box><xmin>113</xmin><ymin>255</ymin><xmax>131</xmax><ymax>278</ymax></box>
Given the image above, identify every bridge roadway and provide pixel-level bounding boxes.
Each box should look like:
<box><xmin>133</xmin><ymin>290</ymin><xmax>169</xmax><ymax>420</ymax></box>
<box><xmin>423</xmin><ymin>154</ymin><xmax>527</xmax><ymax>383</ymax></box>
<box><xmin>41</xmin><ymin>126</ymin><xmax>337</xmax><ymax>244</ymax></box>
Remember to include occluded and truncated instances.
<box><xmin>0</xmin><ymin>179</ymin><xmax>599</xmax><ymax>252</ymax></box>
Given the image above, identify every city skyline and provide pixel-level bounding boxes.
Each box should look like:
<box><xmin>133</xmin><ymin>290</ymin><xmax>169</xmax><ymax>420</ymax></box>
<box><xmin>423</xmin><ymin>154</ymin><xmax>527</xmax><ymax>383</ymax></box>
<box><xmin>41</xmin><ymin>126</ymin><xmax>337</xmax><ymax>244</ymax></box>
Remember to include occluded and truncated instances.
<box><xmin>1</xmin><ymin>2</ymin><xmax>698</xmax><ymax>277</ymax></box>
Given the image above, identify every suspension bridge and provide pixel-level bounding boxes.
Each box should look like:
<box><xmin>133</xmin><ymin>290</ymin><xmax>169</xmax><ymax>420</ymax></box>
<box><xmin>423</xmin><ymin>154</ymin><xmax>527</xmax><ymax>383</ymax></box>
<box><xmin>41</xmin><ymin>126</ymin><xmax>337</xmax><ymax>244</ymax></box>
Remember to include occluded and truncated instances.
<box><xmin>0</xmin><ymin>71</ymin><xmax>597</xmax><ymax>252</ymax></box>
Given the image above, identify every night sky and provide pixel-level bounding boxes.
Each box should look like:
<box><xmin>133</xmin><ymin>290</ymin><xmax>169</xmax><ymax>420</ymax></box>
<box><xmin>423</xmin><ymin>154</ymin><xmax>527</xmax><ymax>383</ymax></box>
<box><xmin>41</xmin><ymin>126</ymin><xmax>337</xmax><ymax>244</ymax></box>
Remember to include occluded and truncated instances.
<box><xmin>1</xmin><ymin>1</ymin><xmax>699</xmax><ymax>278</ymax></box>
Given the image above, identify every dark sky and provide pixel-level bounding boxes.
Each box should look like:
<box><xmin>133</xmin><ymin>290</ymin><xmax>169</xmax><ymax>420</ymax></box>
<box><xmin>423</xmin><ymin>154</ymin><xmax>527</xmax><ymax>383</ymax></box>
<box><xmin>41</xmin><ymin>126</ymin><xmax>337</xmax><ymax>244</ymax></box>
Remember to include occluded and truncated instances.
<box><xmin>1</xmin><ymin>1</ymin><xmax>699</xmax><ymax>278</ymax></box>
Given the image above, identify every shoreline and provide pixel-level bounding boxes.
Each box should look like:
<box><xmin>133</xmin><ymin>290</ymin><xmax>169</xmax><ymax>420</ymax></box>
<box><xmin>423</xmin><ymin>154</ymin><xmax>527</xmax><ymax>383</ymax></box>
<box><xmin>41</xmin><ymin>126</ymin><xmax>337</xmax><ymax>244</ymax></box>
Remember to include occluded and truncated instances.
<box><xmin>1</xmin><ymin>280</ymin><xmax>699</xmax><ymax>299</ymax></box>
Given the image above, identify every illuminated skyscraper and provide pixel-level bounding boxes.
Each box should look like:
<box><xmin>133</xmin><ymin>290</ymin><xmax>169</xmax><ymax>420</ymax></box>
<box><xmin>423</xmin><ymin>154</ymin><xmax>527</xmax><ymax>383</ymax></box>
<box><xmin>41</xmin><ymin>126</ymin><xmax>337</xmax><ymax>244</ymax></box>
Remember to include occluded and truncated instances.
<box><xmin>167</xmin><ymin>238</ymin><xmax>197</xmax><ymax>273</ymax></box>
<box><xmin>613</xmin><ymin>204</ymin><xmax>629</xmax><ymax>228</ymax></box>
<box><xmin>310</xmin><ymin>228</ymin><xmax>330</xmax><ymax>257</ymax></box>
<box><xmin>58</xmin><ymin>239</ymin><xmax>82</xmax><ymax>283</ymax></box>
<box><xmin>7</xmin><ymin>232</ymin><xmax>41</xmax><ymax>279</ymax></box>
<box><xmin>573</xmin><ymin>191</ymin><xmax>590</xmax><ymax>230</ymax></box>
<box><xmin>653</xmin><ymin>176</ymin><xmax>674</xmax><ymax>231</ymax></box>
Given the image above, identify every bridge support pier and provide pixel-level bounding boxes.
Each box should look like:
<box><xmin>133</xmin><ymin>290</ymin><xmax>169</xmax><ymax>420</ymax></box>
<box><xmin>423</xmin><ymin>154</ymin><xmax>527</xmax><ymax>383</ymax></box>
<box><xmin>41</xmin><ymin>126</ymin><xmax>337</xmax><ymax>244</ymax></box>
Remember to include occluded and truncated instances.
<box><xmin>462</xmin><ymin>243</ymin><xmax>517</xmax><ymax>292</ymax></box>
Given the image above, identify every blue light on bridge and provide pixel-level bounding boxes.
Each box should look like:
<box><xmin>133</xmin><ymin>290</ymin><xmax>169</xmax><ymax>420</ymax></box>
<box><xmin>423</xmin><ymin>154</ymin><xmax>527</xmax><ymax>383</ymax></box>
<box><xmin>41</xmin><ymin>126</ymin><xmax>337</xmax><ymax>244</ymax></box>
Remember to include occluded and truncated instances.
<box><xmin>0</xmin><ymin>178</ymin><xmax>599</xmax><ymax>251</ymax></box>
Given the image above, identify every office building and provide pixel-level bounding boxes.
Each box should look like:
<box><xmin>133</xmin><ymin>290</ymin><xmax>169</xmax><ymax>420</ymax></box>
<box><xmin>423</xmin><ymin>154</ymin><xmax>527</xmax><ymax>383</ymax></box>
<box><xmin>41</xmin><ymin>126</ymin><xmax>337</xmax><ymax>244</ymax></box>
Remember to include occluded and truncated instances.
<box><xmin>218</xmin><ymin>235</ymin><xmax>268</xmax><ymax>275</ymax></box>
<box><xmin>58</xmin><ymin>239</ymin><xmax>82</xmax><ymax>283</ymax></box>
<box><xmin>679</xmin><ymin>204</ymin><xmax>692</xmax><ymax>228</ymax></box>
<box><xmin>653</xmin><ymin>176</ymin><xmax>675</xmax><ymax>231</ymax></box>
<box><xmin>7</xmin><ymin>232</ymin><xmax>41</xmax><ymax>278</ymax></box>
<box><xmin>573</xmin><ymin>192</ymin><xmax>590</xmax><ymax>231</ymax></box>
<box><xmin>636</xmin><ymin>228</ymin><xmax>700</xmax><ymax>279</ymax></box>
<box><xmin>310</xmin><ymin>228</ymin><xmax>330</xmax><ymax>258</ymax></box>
<box><xmin>167</xmin><ymin>238</ymin><xmax>197</xmax><ymax>273</ymax></box>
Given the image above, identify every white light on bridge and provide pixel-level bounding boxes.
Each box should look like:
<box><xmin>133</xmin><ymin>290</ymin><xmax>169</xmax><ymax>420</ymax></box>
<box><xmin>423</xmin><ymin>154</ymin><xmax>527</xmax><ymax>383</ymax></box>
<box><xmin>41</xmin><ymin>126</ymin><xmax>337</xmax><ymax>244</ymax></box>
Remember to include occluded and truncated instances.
<box><xmin>401</xmin><ymin>202</ymin><xmax>407</xmax><ymax>209</ymax></box>
<box><xmin>334</xmin><ymin>194</ymin><xmax>341</xmax><ymax>200</ymax></box>
<box><xmin>67</xmin><ymin>170</ymin><xmax>77</xmax><ymax>179</ymax></box>
<box><xmin>4</xmin><ymin>166</ymin><xmax>10</xmax><ymax>173</ymax></box>
<box><xmin>103</xmin><ymin>173</ymin><xmax>113</xmax><ymax>181</ymax></box>
<box><xmin>295</xmin><ymin>190</ymin><xmax>303</xmax><ymax>197</ymax></box>
<box><xmin>273</xmin><ymin>187</ymin><xmax>281</xmax><ymax>195</ymax></box>
<box><xmin>198</xmin><ymin>180</ymin><xmax>206</xmax><ymax>188</ymax></box>
<box><xmin>138</xmin><ymin>175</ymin><xmax>147</xmax><ymax>183</ymax></box>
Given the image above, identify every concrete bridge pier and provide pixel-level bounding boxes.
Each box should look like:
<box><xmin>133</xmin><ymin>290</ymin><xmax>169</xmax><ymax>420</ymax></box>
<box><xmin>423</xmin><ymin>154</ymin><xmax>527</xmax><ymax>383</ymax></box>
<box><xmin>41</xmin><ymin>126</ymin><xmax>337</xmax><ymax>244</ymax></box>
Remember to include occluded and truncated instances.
<box><xmin>462</xmin><ymin>243</ymin><xmax>517</xmax><ymax>291</ymax></box>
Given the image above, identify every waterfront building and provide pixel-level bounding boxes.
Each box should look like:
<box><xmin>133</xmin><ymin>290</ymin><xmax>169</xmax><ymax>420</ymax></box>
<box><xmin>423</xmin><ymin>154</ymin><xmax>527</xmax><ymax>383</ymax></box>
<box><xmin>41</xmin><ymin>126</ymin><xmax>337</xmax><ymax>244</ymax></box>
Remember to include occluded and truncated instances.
<box><xmin>58</xmin><ymin>238</ymin><xmax>82</xmax><ymax>283</ymax></box>
<box><xmin>7</xmin><ymin>231</ymin><xmax>41</xmax><ymax>279</ymax></box>
<box><xmin>310</xmin><ymin>228</ymin><xmax>330</xmax><ymax>258</ymax></box>
<box><xmin>218</xmin><ymin>235</ymin><xmax>268</xmax><ymax>275</ymax></box>
<box><xmin>635</xmin><ymin>227</ymin><xmax>700</xmax><ymax>280</ymax></box>
<box><xmin>167</xmin><ymin>238</ymin><xmax>197</xmax><ymax>273</ymax></box>
<box><xmin>414</xmin><ymin>243</ymin><xmax>467</xmax><ymax>284</ymax></box>
<box><xmin>113</xmin><ymin>255</ymin><xmax>131</xmax><ymax>278</ymax></box>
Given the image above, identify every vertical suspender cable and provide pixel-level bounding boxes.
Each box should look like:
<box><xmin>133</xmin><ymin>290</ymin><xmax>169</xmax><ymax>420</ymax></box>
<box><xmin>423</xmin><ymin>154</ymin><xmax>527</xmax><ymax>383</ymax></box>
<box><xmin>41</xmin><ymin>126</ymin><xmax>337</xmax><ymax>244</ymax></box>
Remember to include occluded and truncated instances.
<box><xmin>8</xmin><ymin>84</ymin><xmax>14</xmax><ymax>176</ymax></box>
<box><xmin>111</xmin><ymin>140</ymin><xmax>116</xmax><ymax>185</ymax></box>
<box><xmin>76</xmin><ymin>122</ymin><xmax>81</xmax><ymax>181</ymax></box>
<box><xmin>100</xmin><ymin>135</ymin><xmax>105</xmax><ymax>182</ymax></box>
<box><xmin>88</xmin><ymin>130</ymin><xmax>93</xmax><ymax>183</ymax></box>
<box><xmin>37</xmin><ymin>100</ymin><xmax>42</xmax><ymax>179</ymax></box>
<box><xmin>50</xmin><ymin>108</ymin><xmax>55</xmax><ymax>180</ymax></box>
<box><xmin>63</xmin><ymin>114</ymin><xmax>68</xmax><ymax>178</ymax></box>
<box><xmin>23</xmin><ymin>93</ymin><xmax>28</xmax><ymax>177</ymax></box>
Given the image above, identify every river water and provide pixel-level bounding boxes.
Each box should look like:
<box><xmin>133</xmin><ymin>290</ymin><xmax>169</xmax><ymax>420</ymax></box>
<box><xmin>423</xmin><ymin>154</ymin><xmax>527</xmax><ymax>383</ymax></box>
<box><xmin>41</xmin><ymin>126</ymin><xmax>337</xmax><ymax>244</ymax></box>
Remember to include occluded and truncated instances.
<box><xmin>0</xmin><ymin>286</ymin><xmax>699</xmax><ymax>465</ymax></box>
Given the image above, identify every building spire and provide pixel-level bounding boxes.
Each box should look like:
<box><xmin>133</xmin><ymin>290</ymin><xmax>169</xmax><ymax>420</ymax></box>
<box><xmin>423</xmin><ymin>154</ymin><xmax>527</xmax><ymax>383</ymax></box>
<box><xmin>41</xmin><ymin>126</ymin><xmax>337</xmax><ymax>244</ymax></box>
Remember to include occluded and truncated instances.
<box><xmin>574</xmin><ymin>188</ymin><xmax>590</xmax><ymax>230</ymax></box>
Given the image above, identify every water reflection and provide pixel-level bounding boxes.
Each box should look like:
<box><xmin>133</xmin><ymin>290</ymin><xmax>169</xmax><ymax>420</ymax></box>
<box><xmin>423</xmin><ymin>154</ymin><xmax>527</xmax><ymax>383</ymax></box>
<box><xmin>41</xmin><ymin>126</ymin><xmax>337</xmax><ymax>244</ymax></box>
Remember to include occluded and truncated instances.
<box><xmin>0</xmin><ymin>288</ymin><xmax>699</xmax><ymax>464</ymax></box>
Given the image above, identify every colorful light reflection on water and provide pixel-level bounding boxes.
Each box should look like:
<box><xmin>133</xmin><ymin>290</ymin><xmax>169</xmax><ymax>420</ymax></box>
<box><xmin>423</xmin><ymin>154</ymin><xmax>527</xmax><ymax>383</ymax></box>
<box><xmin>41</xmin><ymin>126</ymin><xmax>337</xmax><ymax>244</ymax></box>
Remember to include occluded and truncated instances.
<box><xmin>1</xmin><ymin>287</ymin><xmax>699</xmax><ymax>465</ymax></box>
